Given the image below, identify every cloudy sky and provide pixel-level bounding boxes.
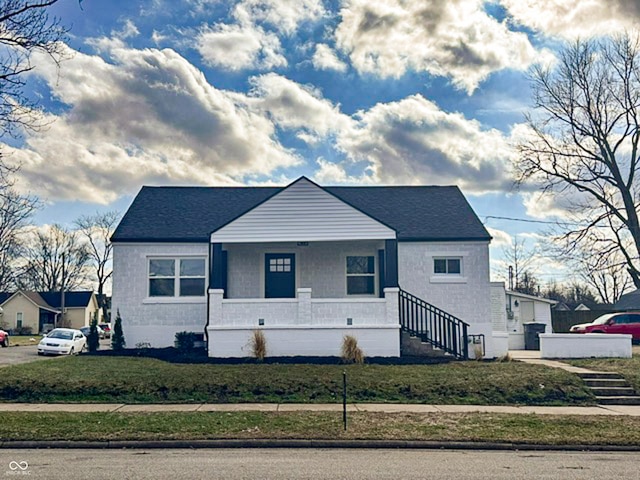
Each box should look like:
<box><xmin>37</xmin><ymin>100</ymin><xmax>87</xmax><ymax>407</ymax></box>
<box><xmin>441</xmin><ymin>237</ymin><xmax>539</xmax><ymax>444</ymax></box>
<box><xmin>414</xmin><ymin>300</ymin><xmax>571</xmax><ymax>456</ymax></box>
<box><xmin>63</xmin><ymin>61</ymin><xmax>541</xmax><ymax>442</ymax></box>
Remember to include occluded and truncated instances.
<box><xmin>4</xmin><ymin>0</ymin><xmax>634</xmax><ymax>284</ymax></box>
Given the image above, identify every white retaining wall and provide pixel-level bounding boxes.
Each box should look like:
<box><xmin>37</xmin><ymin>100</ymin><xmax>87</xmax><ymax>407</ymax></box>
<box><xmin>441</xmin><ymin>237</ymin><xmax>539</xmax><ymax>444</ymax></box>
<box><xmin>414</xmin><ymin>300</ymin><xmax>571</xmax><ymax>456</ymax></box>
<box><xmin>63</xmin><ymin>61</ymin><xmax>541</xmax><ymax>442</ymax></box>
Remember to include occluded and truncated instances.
<box><xmin>540</xmin><ymin>333</ymin><xmax>632</xmax><ymax>359</ymax></box>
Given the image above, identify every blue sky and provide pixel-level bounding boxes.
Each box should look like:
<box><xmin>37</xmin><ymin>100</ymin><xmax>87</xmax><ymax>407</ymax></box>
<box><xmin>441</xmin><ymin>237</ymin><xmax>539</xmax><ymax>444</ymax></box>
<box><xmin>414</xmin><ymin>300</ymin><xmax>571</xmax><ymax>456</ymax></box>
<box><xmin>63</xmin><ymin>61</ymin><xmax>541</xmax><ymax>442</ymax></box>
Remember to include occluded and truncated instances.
<box><xmin>5</xmin><ymin>0</ymin><xmax>635</xmax><ymax>285</ymax></box>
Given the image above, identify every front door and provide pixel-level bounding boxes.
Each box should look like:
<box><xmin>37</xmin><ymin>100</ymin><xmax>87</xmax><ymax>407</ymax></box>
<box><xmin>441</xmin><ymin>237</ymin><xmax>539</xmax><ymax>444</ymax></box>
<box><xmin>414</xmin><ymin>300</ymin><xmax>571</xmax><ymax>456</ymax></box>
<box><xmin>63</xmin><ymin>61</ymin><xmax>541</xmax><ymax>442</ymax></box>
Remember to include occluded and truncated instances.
<box><xmin>265</xmin><ymin>253</ymin><xmax>295</xmax><ymax>298</ymax></box>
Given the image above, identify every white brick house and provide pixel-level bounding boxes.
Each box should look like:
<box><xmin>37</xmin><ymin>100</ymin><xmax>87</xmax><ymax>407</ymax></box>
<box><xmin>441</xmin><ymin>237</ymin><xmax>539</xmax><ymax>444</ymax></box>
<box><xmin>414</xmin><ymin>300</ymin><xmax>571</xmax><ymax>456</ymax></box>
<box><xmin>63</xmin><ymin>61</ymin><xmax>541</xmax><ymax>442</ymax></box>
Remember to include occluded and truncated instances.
<box><xmin>112</xmin><ymin>177</ymin><xmax>494</xmax><ymax>358</ymax></box>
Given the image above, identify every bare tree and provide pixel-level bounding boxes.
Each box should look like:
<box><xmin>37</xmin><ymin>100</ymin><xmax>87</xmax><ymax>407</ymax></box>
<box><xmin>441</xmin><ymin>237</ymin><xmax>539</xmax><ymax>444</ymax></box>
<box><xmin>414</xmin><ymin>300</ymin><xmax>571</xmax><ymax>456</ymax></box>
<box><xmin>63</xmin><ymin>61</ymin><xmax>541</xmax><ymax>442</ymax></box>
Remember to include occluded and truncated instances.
<box><xmin>0</xmin><ymin>189</ymin><xmax>38</xmax><ymax>289</ymax></box>
<box><xmin>502</xmin><ymin>236</ymin><xmax>539</xmax><ymax>292</ymax></box>
<box><xmin>0</xmin><ymin>0</ymin><xmax>67</xmax><ymax>138</ymax></box>
<box><xmin>19</xmin><ymin>224</ymin><xmax>90</xmax><ymax>291</ymax></box>
<box><xmin>515</xmin><ymin>33</ymin><xmax>640</xmax><ymax>288</ymax></box>
<box><xmin>572</xmin><ymin>241</ymin><xmax>632</xmax><ymax>304</ymax></box>
<box><xmin>75</xmin><ymin>211</ymin><xmax>119</xmax><ymax>310</ymax></box>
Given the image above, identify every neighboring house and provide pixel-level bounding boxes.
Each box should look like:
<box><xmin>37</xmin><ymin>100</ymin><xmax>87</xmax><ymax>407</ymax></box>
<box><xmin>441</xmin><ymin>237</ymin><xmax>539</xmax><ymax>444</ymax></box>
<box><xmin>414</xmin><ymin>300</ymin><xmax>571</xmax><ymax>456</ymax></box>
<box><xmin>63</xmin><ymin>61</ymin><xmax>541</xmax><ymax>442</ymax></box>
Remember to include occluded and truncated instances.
<box><xmin>490</xmin><ymin>284</ymin><xmax>557</xmax><ymax>350</ymax></box>
<box><xmin>615</xmin><ymin>289</ymin><xmax>640</xmax><ymax>311</ymax></box>
<box><xmin>111</xmin><ymin>177</ymin><xmax>496</xmax><ymax>358</ymax></box>
<box><xmin>0</xmin><ymin>291</ymin><xmax>100</xmax><ymax>333</ymax></box>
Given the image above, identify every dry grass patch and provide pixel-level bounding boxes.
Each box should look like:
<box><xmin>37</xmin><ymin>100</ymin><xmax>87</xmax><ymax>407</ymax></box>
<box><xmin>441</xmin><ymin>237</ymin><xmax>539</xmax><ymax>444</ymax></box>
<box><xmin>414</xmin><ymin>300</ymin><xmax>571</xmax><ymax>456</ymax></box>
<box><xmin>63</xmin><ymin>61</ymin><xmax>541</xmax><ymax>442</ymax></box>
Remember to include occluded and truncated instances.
<box><xmin>0</xmin><ymin>356</ymin><xmax>595</xmax><ymax>405</ymax></box>
<box><xmin>1</xmin><ymin>412</ymin><xmax>639</xmax><ymax>445</ymax></box>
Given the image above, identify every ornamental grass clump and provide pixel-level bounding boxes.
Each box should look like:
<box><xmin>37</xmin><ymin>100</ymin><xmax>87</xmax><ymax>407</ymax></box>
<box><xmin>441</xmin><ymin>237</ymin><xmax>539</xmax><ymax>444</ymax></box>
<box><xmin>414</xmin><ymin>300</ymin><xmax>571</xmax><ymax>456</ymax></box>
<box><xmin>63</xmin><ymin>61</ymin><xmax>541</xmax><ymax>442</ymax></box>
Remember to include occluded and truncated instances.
<box><xmin>341</xmin><ymin>335</ymin><xmax>365</xmax><ymax>364</ymax></box>
<box><xmin>250</xmin><ymin>330</ymin><xmax>267</xmax><ymax>361</ymax></box>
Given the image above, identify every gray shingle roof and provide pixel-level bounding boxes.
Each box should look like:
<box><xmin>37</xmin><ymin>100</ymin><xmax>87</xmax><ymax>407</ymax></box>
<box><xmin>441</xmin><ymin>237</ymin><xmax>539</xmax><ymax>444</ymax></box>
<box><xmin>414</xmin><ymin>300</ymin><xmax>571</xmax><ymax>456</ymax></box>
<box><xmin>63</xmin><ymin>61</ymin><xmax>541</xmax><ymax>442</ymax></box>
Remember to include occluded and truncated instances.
<box><xmin>112</xmin><ymin>183</ymin><xmax>491</xmax><ymax>243</ymax></box>
<box><xmin>39</xmin><ymin>291</ymin><xmax>94</xmax><ymax>309</ymax></box>
<box><xmin>615</xmin><ymin>289</ymin><xmax>640</xmax><ymax>311</ymax></box>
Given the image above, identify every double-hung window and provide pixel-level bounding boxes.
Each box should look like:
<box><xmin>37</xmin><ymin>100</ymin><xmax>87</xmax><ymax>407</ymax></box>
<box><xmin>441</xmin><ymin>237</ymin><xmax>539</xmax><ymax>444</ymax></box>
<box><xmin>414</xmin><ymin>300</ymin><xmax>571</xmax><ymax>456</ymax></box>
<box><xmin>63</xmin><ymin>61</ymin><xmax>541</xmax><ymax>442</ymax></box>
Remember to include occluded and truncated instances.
<box><xmin>346</xmin><ymin>256</ymin><xmax>375</xmax><ymax>295</ymax></box>
<box><xmin>433</xmin><ymin>257</ymin><xmax>461</xmax><ymax>275</ymax></box>
<box><xmin>149</xmin><ymin>258</ymin><xmax>206</xmax><ymax>297</ymax></box>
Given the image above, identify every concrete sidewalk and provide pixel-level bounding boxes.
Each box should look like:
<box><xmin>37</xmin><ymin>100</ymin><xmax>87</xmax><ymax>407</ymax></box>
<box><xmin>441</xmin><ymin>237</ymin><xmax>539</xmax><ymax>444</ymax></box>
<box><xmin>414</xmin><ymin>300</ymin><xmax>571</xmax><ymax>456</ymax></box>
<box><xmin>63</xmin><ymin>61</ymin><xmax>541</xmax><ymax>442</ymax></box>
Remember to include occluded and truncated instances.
<box><xmin>2</xmin><ymin>402</ymin><xmax>640</xmax><ymax>416</ymax></box>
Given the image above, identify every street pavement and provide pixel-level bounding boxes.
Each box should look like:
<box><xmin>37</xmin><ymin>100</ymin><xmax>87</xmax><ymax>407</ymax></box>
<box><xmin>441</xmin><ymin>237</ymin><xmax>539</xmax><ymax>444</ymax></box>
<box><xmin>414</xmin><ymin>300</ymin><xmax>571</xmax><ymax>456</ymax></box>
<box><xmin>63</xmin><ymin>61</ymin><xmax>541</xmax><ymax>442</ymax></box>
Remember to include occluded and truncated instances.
<box><xmin>2</xmin><ymin>448</ymin><xmax>639</xmax><ymax>480</ymax></box>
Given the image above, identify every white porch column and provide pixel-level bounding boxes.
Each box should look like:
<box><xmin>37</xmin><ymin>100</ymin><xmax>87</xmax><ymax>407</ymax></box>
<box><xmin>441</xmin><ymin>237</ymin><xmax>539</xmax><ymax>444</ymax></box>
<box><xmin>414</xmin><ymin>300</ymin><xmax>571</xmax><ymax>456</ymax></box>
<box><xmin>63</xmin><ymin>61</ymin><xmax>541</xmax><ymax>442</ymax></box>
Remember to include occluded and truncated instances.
<box><xmin>208</xmin><ymin>288</ymin><xmax>224</xmax><ymax>325</ymax></box>
<box><xmin>384</xmin><ymin>287</ymin><xmax>400</xmax><ymax>325</ymax></box>
<box><xmin>297</xmin><ymin>288</ymin><xmax>312</xmax><ymax>324</ymax></box>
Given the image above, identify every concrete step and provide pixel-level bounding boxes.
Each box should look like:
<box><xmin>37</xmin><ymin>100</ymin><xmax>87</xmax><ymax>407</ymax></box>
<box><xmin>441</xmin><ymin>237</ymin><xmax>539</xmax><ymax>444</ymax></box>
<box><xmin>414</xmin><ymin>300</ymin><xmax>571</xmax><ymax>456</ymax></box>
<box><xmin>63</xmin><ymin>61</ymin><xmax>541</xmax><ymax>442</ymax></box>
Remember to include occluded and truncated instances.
<box><xmin>596</xmin><ymin>396</ymin><xmax>640</xmax><ymax>405</ymax></box>
<box><xmin>578</xmin><ymin>372</ymin><xmax>625</xmax><ymax>380</ymax></box>
<box><xmin>583</xmin><ymin>379</ymin><xmax>629</xmax><ymax>388</ymax></box>
<box><xmin>589</xmin><ymin>387</ymin><xmax>637</xmax><ymax>397</ymax></box>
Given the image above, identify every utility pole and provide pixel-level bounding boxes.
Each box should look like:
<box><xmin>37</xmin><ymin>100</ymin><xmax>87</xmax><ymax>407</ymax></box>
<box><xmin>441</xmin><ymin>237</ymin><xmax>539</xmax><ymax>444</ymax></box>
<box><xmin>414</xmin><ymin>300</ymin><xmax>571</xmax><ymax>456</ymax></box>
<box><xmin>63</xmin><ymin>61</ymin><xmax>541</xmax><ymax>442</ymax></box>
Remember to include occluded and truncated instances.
<box><xmin>60</xmin><ymin>252</ymin><xmax>66</xmax><ymax>328</ymax></box>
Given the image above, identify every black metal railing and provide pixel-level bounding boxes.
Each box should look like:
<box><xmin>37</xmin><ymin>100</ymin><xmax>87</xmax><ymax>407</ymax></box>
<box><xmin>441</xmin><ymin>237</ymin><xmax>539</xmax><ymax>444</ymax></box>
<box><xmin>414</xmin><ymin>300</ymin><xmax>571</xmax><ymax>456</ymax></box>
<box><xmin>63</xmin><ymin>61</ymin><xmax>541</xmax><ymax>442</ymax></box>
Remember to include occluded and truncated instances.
<box><xmin>399</xmin><ymin>288</ymin><xmax>469</xmax><ymax>359</ymax></box>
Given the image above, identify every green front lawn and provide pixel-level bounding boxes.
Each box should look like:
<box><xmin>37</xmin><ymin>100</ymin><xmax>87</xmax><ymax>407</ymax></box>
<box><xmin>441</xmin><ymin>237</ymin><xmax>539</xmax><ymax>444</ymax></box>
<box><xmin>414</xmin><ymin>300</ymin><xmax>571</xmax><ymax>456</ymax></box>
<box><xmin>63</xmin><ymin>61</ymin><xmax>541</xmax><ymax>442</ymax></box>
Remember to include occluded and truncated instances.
<box><xmin>0</xmin><ymin>411</ymin><xmax>637</xmax><ymax>445</ymax></box>
<box><xmin>0</xmin><ymin>356</ymin><xmax>594</xmax><ymax>405</ymax></box>
<box><xmin>6</xmin><ymin>335</ymin><xmax>42</xmax><ymax>347</ymax></box>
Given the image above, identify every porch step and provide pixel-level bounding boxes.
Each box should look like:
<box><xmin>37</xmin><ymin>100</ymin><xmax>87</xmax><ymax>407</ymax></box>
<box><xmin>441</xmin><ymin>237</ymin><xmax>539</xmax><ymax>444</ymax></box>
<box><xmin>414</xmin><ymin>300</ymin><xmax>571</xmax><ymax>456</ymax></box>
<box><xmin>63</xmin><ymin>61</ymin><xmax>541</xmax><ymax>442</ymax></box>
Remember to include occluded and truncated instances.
<box><xmin>400</xmin><ymin>332</ymin><xmax>448</xmax><ymax>358</ymax></box>
<box><xmin>577</xmin><ymin>372</ymin><xmax>640</xmax><ymax>405</ymax></box>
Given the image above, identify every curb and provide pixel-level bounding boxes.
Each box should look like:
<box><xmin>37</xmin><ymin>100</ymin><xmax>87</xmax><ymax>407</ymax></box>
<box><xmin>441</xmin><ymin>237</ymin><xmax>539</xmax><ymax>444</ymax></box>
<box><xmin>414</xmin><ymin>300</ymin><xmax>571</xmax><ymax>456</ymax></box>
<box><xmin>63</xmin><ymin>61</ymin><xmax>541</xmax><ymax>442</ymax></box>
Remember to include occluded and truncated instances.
<box><xmin>2</xmin><ymin>439</ymin><xmax>640</xmax><ymax>451</ymax></box>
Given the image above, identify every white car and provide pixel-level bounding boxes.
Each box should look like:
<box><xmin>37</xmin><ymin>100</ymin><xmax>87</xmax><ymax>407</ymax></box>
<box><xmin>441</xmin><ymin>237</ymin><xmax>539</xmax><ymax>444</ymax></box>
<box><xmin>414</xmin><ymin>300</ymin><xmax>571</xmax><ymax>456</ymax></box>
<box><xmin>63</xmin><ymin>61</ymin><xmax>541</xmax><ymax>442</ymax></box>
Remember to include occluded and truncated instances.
<box><xmin>38</xmin><ymin>328</ymin><xmax>87</xmax><ymax>356</ymax></box>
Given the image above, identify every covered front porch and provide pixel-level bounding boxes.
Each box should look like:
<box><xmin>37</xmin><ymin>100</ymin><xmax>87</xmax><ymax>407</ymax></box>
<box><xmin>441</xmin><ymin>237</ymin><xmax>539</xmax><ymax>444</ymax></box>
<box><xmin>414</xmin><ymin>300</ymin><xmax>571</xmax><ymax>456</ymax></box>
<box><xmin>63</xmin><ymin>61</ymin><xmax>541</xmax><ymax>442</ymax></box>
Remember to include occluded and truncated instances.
<box><xmin>205</xmin><ymin>177</ymin><xmax>401</xmax><ymax>358</ymax></box>
<box><xmin>206</xmin><ymin>240</ymin><xmax>401</xmax><ymax>357</ymax></box>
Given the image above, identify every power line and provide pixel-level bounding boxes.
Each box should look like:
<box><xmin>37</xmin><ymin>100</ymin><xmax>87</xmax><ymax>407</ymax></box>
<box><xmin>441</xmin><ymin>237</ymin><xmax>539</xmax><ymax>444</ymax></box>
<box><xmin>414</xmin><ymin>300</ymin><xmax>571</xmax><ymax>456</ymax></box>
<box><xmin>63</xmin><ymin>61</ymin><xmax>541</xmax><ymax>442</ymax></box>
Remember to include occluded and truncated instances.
<box><xmin>481</xmin><ymin>215</ymin><xmax>585</xmax><ymax>227</ymax></box>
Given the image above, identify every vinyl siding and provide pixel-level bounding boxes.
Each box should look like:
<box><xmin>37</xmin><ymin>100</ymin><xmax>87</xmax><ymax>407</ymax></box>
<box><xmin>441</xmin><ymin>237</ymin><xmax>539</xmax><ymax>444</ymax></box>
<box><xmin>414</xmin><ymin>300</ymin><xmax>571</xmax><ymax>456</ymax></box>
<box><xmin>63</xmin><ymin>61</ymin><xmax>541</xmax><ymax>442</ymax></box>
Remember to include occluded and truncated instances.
<box><xmin>211</xmin><ymin>178</ymin><xmax>396</xmax><ymax>243</ymax></box>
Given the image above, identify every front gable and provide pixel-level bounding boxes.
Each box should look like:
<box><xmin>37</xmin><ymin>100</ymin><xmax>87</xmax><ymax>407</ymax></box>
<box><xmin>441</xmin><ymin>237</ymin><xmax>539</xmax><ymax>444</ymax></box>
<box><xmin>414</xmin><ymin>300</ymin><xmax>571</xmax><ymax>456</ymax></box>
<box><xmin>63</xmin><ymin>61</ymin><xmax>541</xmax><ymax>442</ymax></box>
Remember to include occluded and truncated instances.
<box><xmin>211</xmin><ymin>177</ymin><xmax>396</xmax><ymax>243</ymax></box>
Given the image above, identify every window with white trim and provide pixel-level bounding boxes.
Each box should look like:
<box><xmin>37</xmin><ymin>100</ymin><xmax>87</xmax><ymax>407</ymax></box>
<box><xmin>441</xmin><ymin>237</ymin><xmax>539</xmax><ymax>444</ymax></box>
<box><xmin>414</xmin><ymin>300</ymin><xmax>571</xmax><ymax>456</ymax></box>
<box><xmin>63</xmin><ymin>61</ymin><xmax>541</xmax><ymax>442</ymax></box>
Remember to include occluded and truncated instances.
<box><xmin>346</xmin><ymin>256</ymin><xmax>375</xmax><ymax>295</ymax></box>
<box><xmin>433</xmin><ymin>257</ymin><xmax>462</xmax><ymax>275</ymax></box>
<box><xmin>16</xmin><ymin>312</ymin><xmax>23</xmax><ymax>329</ymax></box>
<box><xmin>148</xmin><ymin>258</ymin><xmax>206</xmax><ymax>297</ymax></box>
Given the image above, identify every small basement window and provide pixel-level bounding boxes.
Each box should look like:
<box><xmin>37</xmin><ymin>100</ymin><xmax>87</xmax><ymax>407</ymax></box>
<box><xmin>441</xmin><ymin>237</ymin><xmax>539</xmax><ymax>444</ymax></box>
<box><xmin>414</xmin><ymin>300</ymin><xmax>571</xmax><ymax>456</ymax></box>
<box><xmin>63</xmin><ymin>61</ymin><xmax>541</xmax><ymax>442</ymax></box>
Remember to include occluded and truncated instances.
<box><xmin>346</xmin><ymin>256</ymin><xmax>375</xmax><ymax>295</ymax></box>
<box><xmin>433</xmin><ymin>257</ymin><xmax>462</xmax><ymax>275</ymax></box>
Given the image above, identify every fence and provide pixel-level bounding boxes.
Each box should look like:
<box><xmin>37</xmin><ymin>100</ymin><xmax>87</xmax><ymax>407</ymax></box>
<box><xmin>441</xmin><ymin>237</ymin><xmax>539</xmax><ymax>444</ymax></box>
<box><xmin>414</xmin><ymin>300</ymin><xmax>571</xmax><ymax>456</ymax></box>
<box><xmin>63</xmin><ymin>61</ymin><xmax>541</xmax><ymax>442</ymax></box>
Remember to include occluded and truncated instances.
<box><xmin>551</xmin><ymin>310</ymin><xmax>616</xmax><ymax>333</ymax></box>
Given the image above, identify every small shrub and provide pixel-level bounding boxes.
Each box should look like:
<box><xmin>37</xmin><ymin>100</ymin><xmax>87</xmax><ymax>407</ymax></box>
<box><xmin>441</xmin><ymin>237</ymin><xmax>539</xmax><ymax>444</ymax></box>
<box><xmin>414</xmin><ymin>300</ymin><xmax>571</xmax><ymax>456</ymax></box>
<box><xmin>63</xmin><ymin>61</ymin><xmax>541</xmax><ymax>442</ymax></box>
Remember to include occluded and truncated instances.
<box><xmin>87</xmin><ymin>311</ymin><xmax>100</xmax><ymax>352</ymax></box>
<box><xmin>111</xmin><ymin>309</ymin><xmax>126</xmax><ymax>351</ymax></box>
<box><xmin>14</xmin><ymin>326</ymin><xmax>33</xmax><ymax>335</ymax></box>
<box><xmin>496</xmin><ymin>353</ymin><xmax>512</xmax><ymax>363</ymax></box>
<box><xmin>341</xmin><ymin>335</ymin><xmax>365</xmax><ymax>364</ymax></box>
<box><xmin>250</xmin><ymin>330</ymin><xmax>267</xmax><ymax>361</ymax></box>
<box><xmin>175</xmin><ymin>331</ymin><xmax>196</xmax><ymax>352</ymax></box>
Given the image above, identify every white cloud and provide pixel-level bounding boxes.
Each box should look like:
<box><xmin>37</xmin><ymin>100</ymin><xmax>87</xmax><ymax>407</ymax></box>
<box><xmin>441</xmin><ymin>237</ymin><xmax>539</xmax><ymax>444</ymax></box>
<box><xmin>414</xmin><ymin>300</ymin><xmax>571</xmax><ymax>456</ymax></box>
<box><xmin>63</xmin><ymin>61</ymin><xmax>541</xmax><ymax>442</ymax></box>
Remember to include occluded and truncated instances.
<box><xmin>501</xmin><ymin>0</ymin><xmax>640</xmax><ymax>39</ymax></box>
<box><xmin>335</xmin><ymin>95</ymin><xmax>515</xmax><ymax>193</ymax></box>
<box><xmin>197</xmin><ymin>23</ymin><xmax>287</xmax><ymax>71</ymax></box>
<box><xmin>335</xmin><ymin>0</ymin><xmax>544</xmax><ymax>93</ymax></box>
<box><xmin>233</xmin><ymin>0</ymin><xmax>325</xmax><ymax>35</ymax></box>
<box><xmin>195</xmin><ymin>0</ymin><xmax>324</xmax><ymax>71</ymax></box>
<box><xmin>486</xmin><ymin>227</ymin><xmax>512</xmax><ymax>247</ymax></box>
<box><xmin>312</xmin><ymin>43</ymin><xmax>348</xmax><ymax>72</ymax></box>
<box><xmin>5</xmin><ymin>43</ymin><xmax>299</xmax><ymax>203</ymax></box>
<box><xmin>114</xmin><ymin>19</ymin><xmax>140</xmax><ymax>40</ymax></box>
<box><xmin>245</xmin><ymin>73</ymin><xmax>352</xmax><ymax>138</ymax></box>
<box><xmin>313</xmin><ymin>158</ymin><xmax>372</xmax><ymax>184</ymax></box>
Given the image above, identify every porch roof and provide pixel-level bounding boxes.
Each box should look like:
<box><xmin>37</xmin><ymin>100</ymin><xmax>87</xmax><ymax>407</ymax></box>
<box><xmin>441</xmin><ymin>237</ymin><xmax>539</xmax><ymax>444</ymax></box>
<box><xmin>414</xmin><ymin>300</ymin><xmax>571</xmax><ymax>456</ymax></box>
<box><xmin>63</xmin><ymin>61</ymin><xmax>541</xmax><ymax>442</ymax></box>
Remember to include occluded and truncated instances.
<box><xmin>211</xmin><ymin>177</ymin><xmax>396</xmax><ymax>243</ymax></box>
<box><xmin>112</xmin><ymin>178</ymin><xmax>491</xmax><ymax>243</ymax></box>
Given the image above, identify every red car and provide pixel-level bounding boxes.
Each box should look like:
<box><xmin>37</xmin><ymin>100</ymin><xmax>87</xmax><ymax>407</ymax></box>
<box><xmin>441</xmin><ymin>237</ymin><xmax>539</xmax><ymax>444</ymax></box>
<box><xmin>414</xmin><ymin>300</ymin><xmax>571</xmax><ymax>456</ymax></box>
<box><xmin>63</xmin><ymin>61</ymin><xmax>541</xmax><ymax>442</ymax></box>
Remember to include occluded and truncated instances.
<box><xmin>0</xmin><ymin>329</ymin><xmax>8</xmax><ymax>347</ymax></box>
<box><xmin>570</xmin><ymin>312</ymin><xmax>640</xmax><ymax>340</ymax></box>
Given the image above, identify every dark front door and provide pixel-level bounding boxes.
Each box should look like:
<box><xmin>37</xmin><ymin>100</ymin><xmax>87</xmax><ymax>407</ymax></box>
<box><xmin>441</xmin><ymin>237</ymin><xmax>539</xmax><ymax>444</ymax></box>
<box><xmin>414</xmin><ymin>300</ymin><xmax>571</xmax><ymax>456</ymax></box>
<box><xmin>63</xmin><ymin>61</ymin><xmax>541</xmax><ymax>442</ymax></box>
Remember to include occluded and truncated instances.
<box><xmin>265</xmin><ymin>253</ymin><xmax>295</xmax><ymax>298</ymax></box>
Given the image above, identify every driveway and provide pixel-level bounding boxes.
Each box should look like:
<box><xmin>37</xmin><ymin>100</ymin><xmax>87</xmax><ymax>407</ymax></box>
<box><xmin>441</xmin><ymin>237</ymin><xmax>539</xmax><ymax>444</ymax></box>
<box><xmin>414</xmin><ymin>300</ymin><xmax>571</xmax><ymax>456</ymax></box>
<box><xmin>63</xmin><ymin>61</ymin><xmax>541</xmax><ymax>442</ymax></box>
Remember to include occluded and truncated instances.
<box><xmin>0</xmin><ymin>345</ymin><xmax>53</xmax><ymax>367</ymax></box>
